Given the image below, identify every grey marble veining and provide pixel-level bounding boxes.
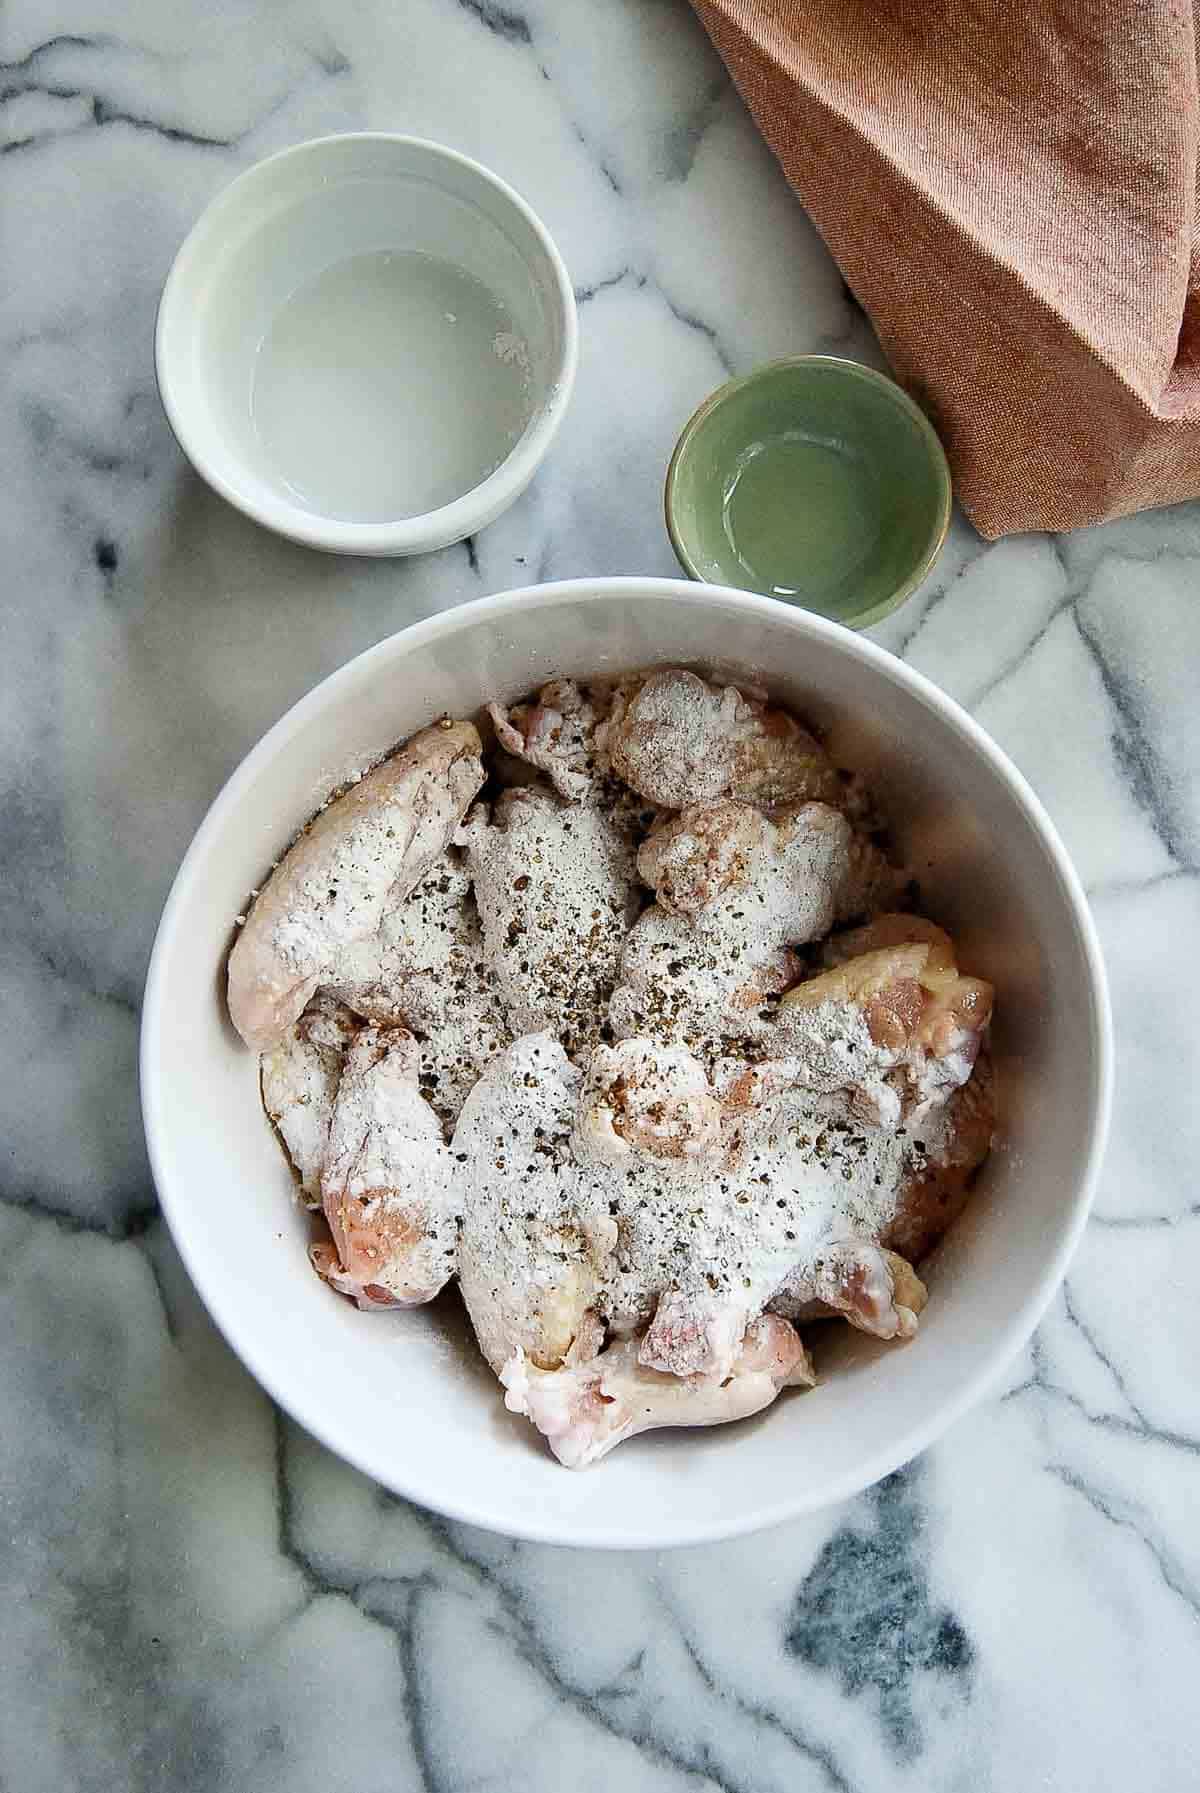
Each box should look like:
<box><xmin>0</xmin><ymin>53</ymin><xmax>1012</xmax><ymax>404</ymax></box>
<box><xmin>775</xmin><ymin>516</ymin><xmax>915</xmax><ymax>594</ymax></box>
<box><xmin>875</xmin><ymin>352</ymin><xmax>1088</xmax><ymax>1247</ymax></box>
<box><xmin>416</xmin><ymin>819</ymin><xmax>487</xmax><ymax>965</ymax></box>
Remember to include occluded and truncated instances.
<box><xmin>2</xmin><ymin>2</ymin><xmax>1199</xmax><ymax>1789</ymax></box>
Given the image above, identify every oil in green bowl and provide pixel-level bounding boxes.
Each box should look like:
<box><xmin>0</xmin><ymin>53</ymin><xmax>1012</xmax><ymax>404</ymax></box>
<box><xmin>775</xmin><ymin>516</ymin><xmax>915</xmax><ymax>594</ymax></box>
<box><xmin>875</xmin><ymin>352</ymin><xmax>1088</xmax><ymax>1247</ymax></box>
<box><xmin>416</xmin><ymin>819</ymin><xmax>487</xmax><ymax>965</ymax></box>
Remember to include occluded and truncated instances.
<box><xmin>666</xmin><ymin>357</ymin><xmax>951</xmax><ymax>630</ymax></box>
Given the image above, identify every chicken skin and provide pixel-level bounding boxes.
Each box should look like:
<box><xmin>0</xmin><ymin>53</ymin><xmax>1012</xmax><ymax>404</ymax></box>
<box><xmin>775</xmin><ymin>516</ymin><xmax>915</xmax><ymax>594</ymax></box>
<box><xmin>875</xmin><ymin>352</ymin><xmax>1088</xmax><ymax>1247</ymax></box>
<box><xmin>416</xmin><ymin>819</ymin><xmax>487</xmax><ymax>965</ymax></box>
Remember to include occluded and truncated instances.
<box><xmin>501</xmin><ymin>1312</ymin><xmax>815</xmax><ymax>1469</ymax></box>
<box><xmin>326</xmin><ymin>857</ymin><xmax>510</xmax><ymax>1132</ymax></box>
<box><xmin>770</xmin><ymin>1240</ymin><xmax>929</xmax><ymax>1340</ymax></box>
<box><xmin>459</xmin><ymin>786</ymin><xmax>640</xmax><ymax>1055</ymax></box>
<box><xmin>312</xmin><ymin>1026</ymin><xmax>456</xmax><ymax>1311</ymax></box>
<box><xmin>260</xmin><ymin>995</ymin><xmax>360</xmax><ymax>1204</ymax></box>
<box><xmin>229</xmin><ymin>720</ymin><xmax>484</xmax><ymax>1052</ymax></box>
<box><xmin>452</xmin><ymin>1034</ymin><xmax>616</xmax><ymax>1375</ymax></box>
<box><xmin>487</xmin><ymin>679</ymin><xmax>601</xmax><ymax>801</ymax></box>
<box><xmin>610</xmin><ymin>800</ymin><xmax>894</xmax><ymax>1048</ymax></box>
<box><xmin>769</xmin><ymin>916</ymin><xmax>993</xmax><ymax>1128</ymax></box>
<box><xmin>882</xmin><ymin>1054</ymin><xmax>997</xmax><ymax>1263</ymax></box>
<box><xmin>572</xmin><ymin>1038</ymin><xmax>725</xmax><ymax>1172</ymax></box>
<box><xmin>596</xmin><ymin>668</ymin><xmax>850</xmax><ymax>813</ymax></box>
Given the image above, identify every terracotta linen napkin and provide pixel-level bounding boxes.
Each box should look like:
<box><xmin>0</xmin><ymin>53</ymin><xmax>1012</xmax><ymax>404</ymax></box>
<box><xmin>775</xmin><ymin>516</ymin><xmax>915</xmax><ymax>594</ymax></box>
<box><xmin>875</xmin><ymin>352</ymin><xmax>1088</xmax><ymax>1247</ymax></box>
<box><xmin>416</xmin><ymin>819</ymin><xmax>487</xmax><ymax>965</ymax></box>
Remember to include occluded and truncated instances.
<box><xmin>690</xmin><ymin>0</ymin><xmax>1200</xmax><ymax>538</ymax></box>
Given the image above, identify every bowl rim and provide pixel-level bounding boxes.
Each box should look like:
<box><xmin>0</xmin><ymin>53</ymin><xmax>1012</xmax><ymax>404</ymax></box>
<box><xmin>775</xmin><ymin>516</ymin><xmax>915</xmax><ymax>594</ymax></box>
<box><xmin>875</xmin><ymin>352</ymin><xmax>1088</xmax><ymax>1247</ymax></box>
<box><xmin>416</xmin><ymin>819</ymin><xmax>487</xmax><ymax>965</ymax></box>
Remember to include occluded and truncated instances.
<box><xmin>140</xmin><ymin>576</ymin><xmax>1112</xmax><ymax>1548</ymax></box>
<box><xmin>154</xmin><ymin>131</ymin><xmax>579</xmax><ymax>557</ymax></box>
<box><xmin>664</xmin><ymin>354</ymin><xmax>953</xmax><ymax>630</ymax></box>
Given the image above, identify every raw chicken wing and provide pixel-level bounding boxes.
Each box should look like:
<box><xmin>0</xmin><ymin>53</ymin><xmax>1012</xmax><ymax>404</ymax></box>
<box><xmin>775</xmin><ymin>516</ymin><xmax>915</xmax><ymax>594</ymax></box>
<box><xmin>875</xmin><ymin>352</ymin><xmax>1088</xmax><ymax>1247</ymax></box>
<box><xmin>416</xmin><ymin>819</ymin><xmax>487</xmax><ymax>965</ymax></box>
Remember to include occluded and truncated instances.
<box><xmin>327</xmin><ymin>857</ymin><xmax>510</xmax><ymax>1131</ymax></box>
<box><xmin>596</xmin><ymin>668</ymin><xmax>848</xmax><ymax>813</ymax></box>
<box><xmin>260</xmin><ymin>995</ymin><xmax>359</xmax><ymax>1204</ymax></box>
<box><xmin>313</xmin><ymin>1026</ymin><xmax>455</xmax><ymax>1310</ymax></box>
<box><xmin>229</xmin><ymin>720</ymin><xmax>484</xmax><ymax>1051</ymax></box>
<box><xmin>573</xmin><ymin>1038</ymin><xmax>724</xmax><ymax>1172</ymax></box>
<box><xmin>771</xmin><ymin>1240</ymin><xmax>928</xmax><ymax>1340</ymax></box>
<box><xmin>459</xmin><ymin>786</ymin><xmax>640</xmax><ymax>1054</ymax></box>
<box><xmin>610</xmin><ymin>801</ymin><xmax>890</xmax><ymax>1047</ymax></box>
<box><xmin>773</xmin><ymin>917</ymin><xmax>993</xmax><ymax>1126</ymax></box>
<box><xmin>240</xmin><ymin>661</ymin><xmax>999</xmax><ymax>1473</ymax></box>
<box><xmin>501</xmin><ymin>1312</ymin><xmax>815</xmax><ymax>1468</ymax></box>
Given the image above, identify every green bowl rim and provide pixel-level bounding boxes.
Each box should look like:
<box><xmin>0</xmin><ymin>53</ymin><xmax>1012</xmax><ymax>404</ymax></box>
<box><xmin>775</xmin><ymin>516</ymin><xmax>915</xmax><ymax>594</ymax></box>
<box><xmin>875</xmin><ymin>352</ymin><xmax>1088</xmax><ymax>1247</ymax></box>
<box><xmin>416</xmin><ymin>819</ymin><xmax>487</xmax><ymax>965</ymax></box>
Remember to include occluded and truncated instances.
<box><xmin>663</xmin><ymin>353</ymin><xmax>953</xmax><ymax>631</ymax></box>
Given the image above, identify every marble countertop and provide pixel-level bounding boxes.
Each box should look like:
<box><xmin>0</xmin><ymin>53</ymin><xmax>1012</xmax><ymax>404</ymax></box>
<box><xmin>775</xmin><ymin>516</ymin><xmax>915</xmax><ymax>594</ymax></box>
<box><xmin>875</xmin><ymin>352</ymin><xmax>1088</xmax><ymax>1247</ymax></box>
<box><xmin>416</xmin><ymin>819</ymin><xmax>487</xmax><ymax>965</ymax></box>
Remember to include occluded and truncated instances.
<box><xmin>4</xmin><ymin>3</ymin><xmax>1199</xmax><ymax>1788</ymax></box>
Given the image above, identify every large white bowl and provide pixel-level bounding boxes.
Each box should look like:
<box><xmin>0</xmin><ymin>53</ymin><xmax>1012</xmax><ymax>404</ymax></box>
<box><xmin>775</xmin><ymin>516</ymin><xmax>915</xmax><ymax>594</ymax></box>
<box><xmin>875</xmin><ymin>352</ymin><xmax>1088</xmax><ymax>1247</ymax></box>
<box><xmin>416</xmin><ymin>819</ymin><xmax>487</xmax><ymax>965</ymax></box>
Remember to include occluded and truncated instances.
<box><xmin>141</xmin><ymin>579</ymin><xmax>1112</xmax><ymax>1548</ymax></box>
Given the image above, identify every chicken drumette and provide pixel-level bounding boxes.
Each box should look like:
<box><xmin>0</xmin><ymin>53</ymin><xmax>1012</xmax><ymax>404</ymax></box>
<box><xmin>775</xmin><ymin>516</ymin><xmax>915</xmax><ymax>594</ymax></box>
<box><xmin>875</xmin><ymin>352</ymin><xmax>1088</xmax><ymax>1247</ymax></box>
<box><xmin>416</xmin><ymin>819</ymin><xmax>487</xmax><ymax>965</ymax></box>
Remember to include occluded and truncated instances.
<box><xmin>595</xmin><ymin>667</ymin><xmax>854</xmax><ymax>814</ymax></box>
<box><xmin>572</xmin><ymin>1037</ymin><xmax>725</xmax><ymax>1172</ymax></box>
<box><xmin>764</xmin><ymin>914</ymin><xmax>993</xmax><ymax>1128</ymax></box>
<box><xmin>311</xmin><ymin>1026</ymin><xmax>456</xmax><ymax>1310</ymax></box>
<box><xmin>609</xmin><ymin>799</ymin><xmax>896</xmax><ymax>1047</ymax></box>
<box><xmin>452</xmin><ymin>1034</ymin><xmax>616</xmax><ymax>1375</ymax></box>
<box><xmin>260</xmin><ymin>994</ymin><xmax>360</xmax><ymax>1204</ymax></box>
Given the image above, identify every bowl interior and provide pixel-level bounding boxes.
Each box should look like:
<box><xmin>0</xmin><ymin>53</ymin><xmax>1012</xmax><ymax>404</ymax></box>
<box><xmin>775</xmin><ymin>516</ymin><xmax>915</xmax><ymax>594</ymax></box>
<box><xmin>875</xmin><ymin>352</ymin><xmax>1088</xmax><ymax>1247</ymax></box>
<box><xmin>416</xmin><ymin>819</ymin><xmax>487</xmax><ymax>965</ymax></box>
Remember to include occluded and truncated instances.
<box><xmin>668</xmin><ymin>361</ymin><xmax>951</xmax><ymax>628</ymax></box>
<box><xmin>143</xmin><ymin>582</ymin><xmax>1107</xmax><ymax>1548</ymax></box>
<box><xmin>158</xmin><ymin>135</ymin><xmax>571</xmax><ymax>534</ymax></box>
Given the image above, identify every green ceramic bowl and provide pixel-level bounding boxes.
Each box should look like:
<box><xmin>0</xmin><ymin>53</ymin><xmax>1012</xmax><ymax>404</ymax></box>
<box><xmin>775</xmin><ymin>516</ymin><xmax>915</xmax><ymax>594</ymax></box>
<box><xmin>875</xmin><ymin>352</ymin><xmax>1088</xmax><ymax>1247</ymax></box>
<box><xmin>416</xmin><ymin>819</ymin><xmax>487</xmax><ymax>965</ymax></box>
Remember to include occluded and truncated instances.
<box><xmin>665</xmin><ymin>356</ymin><xmax>951</xmax><ymax>629</ymax></box>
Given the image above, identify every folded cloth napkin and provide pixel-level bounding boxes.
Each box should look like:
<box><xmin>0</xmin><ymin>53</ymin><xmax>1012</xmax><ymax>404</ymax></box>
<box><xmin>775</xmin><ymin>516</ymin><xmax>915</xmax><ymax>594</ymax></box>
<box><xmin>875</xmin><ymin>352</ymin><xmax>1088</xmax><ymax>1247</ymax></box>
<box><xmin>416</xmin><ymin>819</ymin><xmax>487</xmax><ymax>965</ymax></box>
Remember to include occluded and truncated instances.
<box><xmin>691</xmin><ymin>0</ymin><xmax>1200</xmax><ymax>538</ymax></box>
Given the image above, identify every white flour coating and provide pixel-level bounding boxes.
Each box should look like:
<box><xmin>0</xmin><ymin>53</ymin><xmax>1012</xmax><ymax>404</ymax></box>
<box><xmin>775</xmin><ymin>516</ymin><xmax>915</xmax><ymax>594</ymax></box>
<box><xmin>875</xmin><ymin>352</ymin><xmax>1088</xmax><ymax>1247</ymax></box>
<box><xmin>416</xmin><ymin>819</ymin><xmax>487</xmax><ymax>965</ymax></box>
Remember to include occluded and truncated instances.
<box><xmin>637</xmin><ymin>801</ymin><xmax>767</xmax><ymax>916</ymax></box>
<box><xmin>601</xmin><ymin>1082</ymin><xmax>912</xmax><ymax>1364</ymax></box>
<box><xmin>573</xmin><ymin>1039</ymin><xmax>724</xmax><ymax>1172</ymax></box>
<box><xmin>598</xmin><ymin>1034</ymin><xmax>985</xmax><ymax>1379</ymax></box>
<box><xmin>325</xmin><ymin>857</ymin><xmax>510</xmax><ymax>1132</ymax></box>
<box><xmin>597</xmin><ymin>667</ymin><xmax>850</xmax><ymax>813</ymax></box>
<box><xmin>609</xmin><ymin>904</ymin><xmax>797</xmax><ymax>1049</ymax></box>
<box><xmin>273</xmin><ymin>781</ymin><xmax>467</xmax><ymax>968</ymax></box>
<box><xmin>458</xmin><ymin>785</ymin><xmax>641</xmax><ymax>1054</ymax></box>
<box><xmin>487</xmin><ymin>679</ymin><xmax>667</xmax><ymax>854</ymax></box>
<box><xmin>598</xmin><ymin>669</ymin><xmax>746</xmax><ymax>808</ymax></box>
<box><xmin>609</xmin><ymin>803</ymin><xmax>854</xmax><ymax>1049</ymax></box>
<box><xmin>769</xmin><ymin>997</ymin><xmax>978</xmax><ymax>1131</ymax></box>
<box><xmin>260</xmin><ymin>995</ymin><xmax>360</xmax><ymax>1203</ymax></box>
<box><xmin>452</xmin><ymin>1035</ymin><xmax>616</xmax><ymax>1374</ymax></box>
<box><xmin>628</xmin><ymin>1071</ymin><xmax>977</xmax><ymax>1373</ymax></box>
<box><xmin>749</xmin><ymin>997</ymin><xmax>914</xmax><ymax>1130</ymax></box>
<box><xmin>229</xmin><ymin>720</ymin><xmax>484</xmax><ymax>1051</ymax></box>
<box><xmin>753</xmin><ymin>999</ymin><xmax>885</xmax><ymax>1096</ymax></box>
<box><xmin>767</xmin><ymin>935</ymin><xmax>991</xmax><ymax>1129</ymax></box>
<box><xmin>318</xmin><ymin>1026</ymin><xmax>457</xmax><ymax>1307</ymax></box>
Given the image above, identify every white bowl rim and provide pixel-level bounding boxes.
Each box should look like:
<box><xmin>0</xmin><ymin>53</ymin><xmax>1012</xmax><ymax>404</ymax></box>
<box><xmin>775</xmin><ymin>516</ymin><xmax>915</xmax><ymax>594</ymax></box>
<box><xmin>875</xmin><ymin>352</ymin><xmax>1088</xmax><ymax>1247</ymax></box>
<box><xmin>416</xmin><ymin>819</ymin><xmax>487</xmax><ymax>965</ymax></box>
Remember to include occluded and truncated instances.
<box><xmin>154</xmin><ymin>131</ymin><xmax>579</xmax><ymax>556</ymax></box>
<box><xmin>141</xmin><ymin>577</ymin><xmax>1114</xmax><ymax>1548</ymax></box>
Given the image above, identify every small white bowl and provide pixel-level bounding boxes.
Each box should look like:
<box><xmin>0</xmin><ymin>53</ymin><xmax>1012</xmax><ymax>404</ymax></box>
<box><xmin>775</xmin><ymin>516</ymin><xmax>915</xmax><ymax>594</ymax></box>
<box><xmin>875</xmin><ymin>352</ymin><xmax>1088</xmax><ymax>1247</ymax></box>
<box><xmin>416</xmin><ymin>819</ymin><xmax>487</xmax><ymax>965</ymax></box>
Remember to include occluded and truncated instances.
<box><xmin>141</xmin><ymin>579</ymin><xmax>1112</xmax><ymax>1548</ymax></box>
<box><xmin>156</xmin><ymin>134</ymin><xmax>577</xmax><ymax>554</ymax></box>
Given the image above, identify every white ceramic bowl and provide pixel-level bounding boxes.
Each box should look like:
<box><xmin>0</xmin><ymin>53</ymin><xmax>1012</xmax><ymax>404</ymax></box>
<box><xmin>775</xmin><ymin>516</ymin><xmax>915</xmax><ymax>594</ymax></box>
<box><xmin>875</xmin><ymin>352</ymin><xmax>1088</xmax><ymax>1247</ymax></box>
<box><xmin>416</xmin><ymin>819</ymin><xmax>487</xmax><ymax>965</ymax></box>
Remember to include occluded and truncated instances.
<box><xmin>141</xmin><ymin>579</ymin><xmax>1112</xmax><ymax>1548</ymax></box>
<box><xmin>156</xmin><ymin>134</ymin><xmax>577</xmax><ymax>554</ymax></box>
